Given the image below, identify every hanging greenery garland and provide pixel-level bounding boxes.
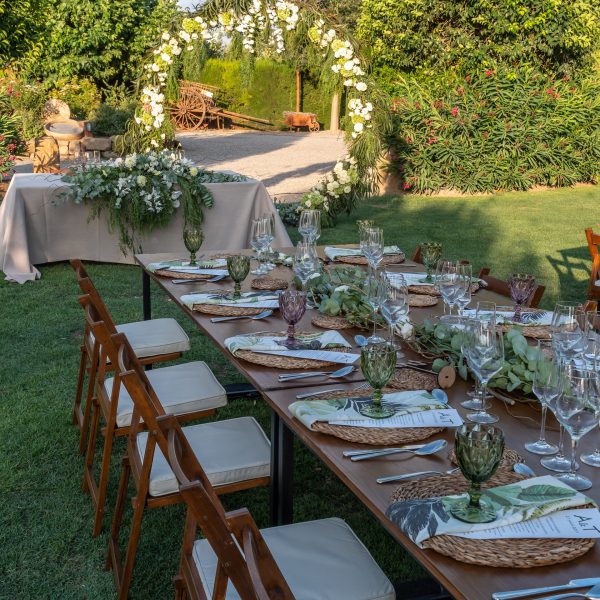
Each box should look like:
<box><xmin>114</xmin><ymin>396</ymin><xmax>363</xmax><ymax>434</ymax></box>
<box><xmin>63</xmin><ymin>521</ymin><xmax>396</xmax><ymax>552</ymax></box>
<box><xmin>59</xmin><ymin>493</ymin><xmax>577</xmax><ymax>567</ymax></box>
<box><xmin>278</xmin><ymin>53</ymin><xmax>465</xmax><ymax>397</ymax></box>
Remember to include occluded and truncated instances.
<box><xmin>119</xmin><ymin>0</ymin><xmax>390</xmax><ymax>220</ymax></box>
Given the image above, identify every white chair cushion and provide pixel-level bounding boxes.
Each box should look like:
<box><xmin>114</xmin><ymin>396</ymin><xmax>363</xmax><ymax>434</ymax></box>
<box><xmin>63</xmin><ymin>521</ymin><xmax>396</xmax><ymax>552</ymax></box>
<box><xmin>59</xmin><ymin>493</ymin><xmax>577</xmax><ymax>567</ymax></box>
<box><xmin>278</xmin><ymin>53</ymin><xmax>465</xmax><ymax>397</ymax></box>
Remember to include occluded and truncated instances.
<box><xmin>192</xmin><ymin>517</ymin><xmax>395</xmax><ymax>600</ymax></box>
<box><xmin>89</xmin><ymin>318</ymin><xmax>190</xmax><ymax>358</ymax></box>
<box><xmin>137</xmin><ymin>416</ymin><xmax>270</xmax><ymax>497</ymax></box>
<box><xmin>103</xmin><ymin>361</ymin><xmax>227</xmax><ymax>427</ymax></box>
<box><xmin>116</xmin><ymin>318</ymin><xmax>190</xmax><ymax>357</ymax></box>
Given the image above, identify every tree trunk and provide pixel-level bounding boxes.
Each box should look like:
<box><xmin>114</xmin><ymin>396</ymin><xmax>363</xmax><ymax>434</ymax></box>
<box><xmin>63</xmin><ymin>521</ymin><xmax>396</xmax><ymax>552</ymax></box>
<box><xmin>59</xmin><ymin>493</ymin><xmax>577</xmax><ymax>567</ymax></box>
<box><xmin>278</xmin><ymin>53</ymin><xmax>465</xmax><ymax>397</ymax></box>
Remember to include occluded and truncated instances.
<box><xmin>330</xmin><ymin>92</ymin><xmax>340</xmax><ymax>131</ymax></box>
<box><xmin>295</xmin><ymin>69</ymin><xmax>301</xmax><ymax>112</ymax></box>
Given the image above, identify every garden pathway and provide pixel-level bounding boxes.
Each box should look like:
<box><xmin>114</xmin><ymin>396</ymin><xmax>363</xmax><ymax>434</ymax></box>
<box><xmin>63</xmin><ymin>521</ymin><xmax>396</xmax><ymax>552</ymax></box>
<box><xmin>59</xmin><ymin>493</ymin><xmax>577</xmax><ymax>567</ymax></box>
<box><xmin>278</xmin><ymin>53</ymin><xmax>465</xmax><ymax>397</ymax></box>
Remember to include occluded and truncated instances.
<box><xmin>178</xmin><ymin>130</ymin><xmax>347</xmax><ymax>201</ymax></box>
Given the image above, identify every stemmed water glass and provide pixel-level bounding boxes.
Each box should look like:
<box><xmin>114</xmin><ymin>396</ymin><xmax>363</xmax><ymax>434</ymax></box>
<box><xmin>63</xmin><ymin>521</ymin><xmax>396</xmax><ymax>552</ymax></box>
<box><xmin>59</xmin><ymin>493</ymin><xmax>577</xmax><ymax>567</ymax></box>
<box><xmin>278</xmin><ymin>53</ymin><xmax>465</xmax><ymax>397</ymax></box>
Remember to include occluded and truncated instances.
<box><xmin>183</xmin><ymin>225</ymin><xmax>203</xmax><ymax>266</ymax></box>
<box><xmin>455</xmin><ymin>263</ymin><xmax>473</xmax><ymax>319</ymax></box>
<box><xmin>261</xmin><ymin>213</ymin><xmax>276</xmax><ymax>271</ymax></box>
<box><xmin>226</xmin><ymin>255</ymin><xmax>250</xmax><ymax>299</ymax></box>
<box><xmin>420</xmin><ymin>242</ymin><xmax>442</xmax><ymax>283</ymax></box>
<box><xmin>552</xmin><ymin>367</ymin><xmax>600</xmax><ymax>490</ymax></box>
<box><xmin>507</xmin><ymin>273</ymin><xmax>536</xmax><ymax>323</ymax></box>
<box><xmin>362</xmin><ymin>227</ymin><xmax>385</xmax><ymax>275</ymax></box>
<box><xmin>463</xmin><ymin>320</ymin><xmax>504</xmax><ymax>424</ymax></box>
<box><xmin>438</xmin><ymin>262</ymin><xmax>463</xmax><ymax>321</ymax></box>
<box><xmin>551</xmin><ymin>302</ymin><xmax>587</xmax><ymax>365</ymax></box>
<box><xmin>451</xmin><ymin>424</ymin><xmax>505</xmax><ymax>523</ymax></box>
<box><xmin>250</xmin><ymin>218</ymin><xmax>269</xmax><ymax>275</ymax></box>
<box><xmin>365</xmin><ymin>271</ymin><xmax>388</xmax><ymax>344</ymax></box>
<box><xmin>581</xmin><ymin>333</ymin><xmax>600</xmax><ymax>467</ymax></box>
<box><xmin>380</xmin><ymin>274</ymin><xmax>409</xmax><ymax>347</ymax></box>
<box><xmin>524</xmin><ymin>340</ymin><xmax>560</xmax><ymax>456</ymax></box>
<box><xmin>298</xmin><ymin>209</ymin><xmax>321</xmax><ymax>242</ymax></box>
<box><xmin>292</xmin><ymin>241</ymin><xmax>320</xmax><ymax>291</ymax></box>
<box><xmin>359</xmin><ymin>342</ymin><xmax>397</xmax><ymax>419</ymax></box>
<box><xmin>278</xmin><ymin>289</ymin><xmax>307</xmax><ymax>349</ymax></box>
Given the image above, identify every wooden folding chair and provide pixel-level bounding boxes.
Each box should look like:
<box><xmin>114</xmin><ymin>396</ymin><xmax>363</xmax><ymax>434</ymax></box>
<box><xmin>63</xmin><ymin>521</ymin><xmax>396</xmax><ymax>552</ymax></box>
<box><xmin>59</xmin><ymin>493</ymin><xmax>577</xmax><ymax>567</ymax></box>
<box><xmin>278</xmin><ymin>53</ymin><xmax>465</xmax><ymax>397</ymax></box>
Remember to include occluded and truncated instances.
<box><xmin>411</xmin><ymin>245</ymin><xmax>422</xmax><ymax>263</ymax></box>
<box><xmin>105</xmin><ymin>333</ymin><xmax>271</xmax><ymax>599</ymax></box>
<box><xmin>71</xmin><ymin>258</ymin><xmax>190</xmax><ymax>454</ymax></box>
<box><xmin>477</xmin><ymin>268</ymin><xmax>545</xmax><ymax>308</ymax></box>
<box><xmin>148</xmin><ymin>414</ymin><xmax>395</xmax><ymax>600</ymax></box>
<box><xmin>585</xmin><ymin>228</ymin><xmax>600</xmax><ymax>302</ymax></box>
<box><xmin>78</xmin><ymin>293</ymin><xmax>227</xmax><ymax>537</ymax></box>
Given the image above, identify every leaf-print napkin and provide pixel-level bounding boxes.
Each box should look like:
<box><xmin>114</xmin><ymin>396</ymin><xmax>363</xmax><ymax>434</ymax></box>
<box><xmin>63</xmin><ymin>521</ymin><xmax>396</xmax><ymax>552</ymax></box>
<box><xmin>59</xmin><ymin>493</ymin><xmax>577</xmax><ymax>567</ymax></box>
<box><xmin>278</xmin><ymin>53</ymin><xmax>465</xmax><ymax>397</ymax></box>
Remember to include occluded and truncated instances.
<box><xmin>148</xmin><ymin>258</ymin><xmax>227</xmax><ymax>273</ymax></box>
<box><xmin>225</xmin><ymin>330</ymin><xmax>351</xmax><ymax>355</ymax></box>
<box><xmin>387</xmin><ymin>475</ymin><xmax>595</xmax><ymax>547</ymax></box>
<box><xmin>288</xmin><ymin>391</ymin><xmax>444</xmax><ymax>430</ymax></box>
<box><xmin>324</xmin><ymin>246</ymin><xmax>402</xmax><ymax>261</ymax></box>
<box><xmin>463</xmin><ymin>308</ymin><xmax>553</xmax><ymax>326</ymax></box>
<box><xmin>181</xmin><ymin>291</ymin><xmax>281</xmax><ymax>309</ymax></box>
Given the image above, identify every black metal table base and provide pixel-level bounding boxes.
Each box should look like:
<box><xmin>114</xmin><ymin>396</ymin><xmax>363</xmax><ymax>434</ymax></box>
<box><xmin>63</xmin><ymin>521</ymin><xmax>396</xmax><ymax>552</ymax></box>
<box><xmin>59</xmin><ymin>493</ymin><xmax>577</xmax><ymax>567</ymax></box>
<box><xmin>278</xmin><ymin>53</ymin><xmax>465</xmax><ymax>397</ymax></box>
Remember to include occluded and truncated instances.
<box><xmin>270</xmin><ymin>411</ymin><xmax>294</xmax><ymax>526</ymax></box>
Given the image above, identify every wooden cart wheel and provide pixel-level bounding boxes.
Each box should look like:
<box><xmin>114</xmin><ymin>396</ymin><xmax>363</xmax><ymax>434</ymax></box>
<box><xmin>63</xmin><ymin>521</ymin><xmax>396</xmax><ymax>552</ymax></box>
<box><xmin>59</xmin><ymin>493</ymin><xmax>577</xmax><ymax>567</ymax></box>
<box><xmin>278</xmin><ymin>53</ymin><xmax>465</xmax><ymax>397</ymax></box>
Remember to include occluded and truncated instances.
<box><xmin>309</xmin><ymin>120</ymin><xmax>320</xmax><ymax>132</ymax></box>
<box><xmin>169</xmin><ymin>88</ymin><xmax>207</xmax><ymax>130</ymax></box>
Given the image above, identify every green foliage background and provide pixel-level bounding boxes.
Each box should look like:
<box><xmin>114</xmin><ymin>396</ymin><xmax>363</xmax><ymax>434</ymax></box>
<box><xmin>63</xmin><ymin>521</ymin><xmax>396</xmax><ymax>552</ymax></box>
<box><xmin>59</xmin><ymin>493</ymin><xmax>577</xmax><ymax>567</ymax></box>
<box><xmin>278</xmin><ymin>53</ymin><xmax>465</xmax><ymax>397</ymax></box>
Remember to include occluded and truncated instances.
<box><xmin>187</xmin><ymin>58</ymin><xmax>335</xmax><ymax>128</ymax></box>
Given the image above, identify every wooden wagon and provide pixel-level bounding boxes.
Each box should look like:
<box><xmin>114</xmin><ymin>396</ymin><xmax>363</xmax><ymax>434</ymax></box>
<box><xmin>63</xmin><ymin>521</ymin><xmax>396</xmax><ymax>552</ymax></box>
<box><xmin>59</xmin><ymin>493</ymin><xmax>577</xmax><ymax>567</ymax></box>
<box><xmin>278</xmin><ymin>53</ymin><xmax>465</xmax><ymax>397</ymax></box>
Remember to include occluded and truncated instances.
<box><xmin>283</xmin><ymin>111</ymin><xmax>320</xmax><ymax>132</ymax></box>
<box><xmin>169</xmin><ymin>81</ymin><xmax>223</xmax><ymax>130</ymax></box>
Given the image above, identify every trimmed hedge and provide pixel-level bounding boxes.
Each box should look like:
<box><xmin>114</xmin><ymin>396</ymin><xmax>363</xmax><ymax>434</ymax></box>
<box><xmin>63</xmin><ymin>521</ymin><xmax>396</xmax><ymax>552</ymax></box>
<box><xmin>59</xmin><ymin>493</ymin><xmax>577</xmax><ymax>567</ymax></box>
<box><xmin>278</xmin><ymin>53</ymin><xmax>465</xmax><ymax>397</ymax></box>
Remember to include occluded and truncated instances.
<box><xmin>385</xmin><ymin>68</ymin><xmax>600</xmax><ymax>194</ymax></box>
<box><xmin>184</xmin><ymin>58</ymin><xmax>334</xmax><ymax>129</ymax></box>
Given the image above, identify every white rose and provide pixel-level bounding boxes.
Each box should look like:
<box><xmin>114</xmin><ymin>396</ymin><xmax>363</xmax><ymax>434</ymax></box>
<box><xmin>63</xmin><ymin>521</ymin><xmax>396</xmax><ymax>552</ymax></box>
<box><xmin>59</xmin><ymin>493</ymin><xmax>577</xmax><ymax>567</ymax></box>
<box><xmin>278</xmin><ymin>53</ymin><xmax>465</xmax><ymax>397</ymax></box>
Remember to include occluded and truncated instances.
<box><xmin>190</xmin><ymin>166</ymin><xmax>198</xmax><ymax>176</ymax></box>
<box><xmin>151</xmin><ymin>63</ymin><xmax>160</xmax><ymax>72</ymax></box>
<box><xmin>399</xmin><ymin>321</ymin><xmax>414</xmax><ymax>339</ymax></box>
<box><xmin>355</xmin><ymin>81</ymin><xmax>368</xmax><ymax>92</ymax></box>
<box><xmin>343</xmin><ymin>60</ymin><xmax>354</xmax><ymax>71</ymax></box>
<box><xmin>305</xmin><ymin>200</ymin><xmax>312</xmax><ymax>208</ymax></box>
<box><xmin>162</xmin><ymin>32</ymin><xmax>171</xmax><ymax>41</ymax></box>
<box><xmin>137</xmin><ymin>175</ymin><xmax>147</xmax><ymax>186</ymax></box>
<box><xmin>344</xmin><ymin>79</ymin><xmax>354</xmax><ymax>87</ymax></box>
<box><xmin>353</xmin><ymin>122</ymin><xmax>364</xmax><ymax>133</ymax></box>
<box><xmin>344</xmin><ymin>186</ymin><xmax>351</xmax><ymax>193</ymax></box>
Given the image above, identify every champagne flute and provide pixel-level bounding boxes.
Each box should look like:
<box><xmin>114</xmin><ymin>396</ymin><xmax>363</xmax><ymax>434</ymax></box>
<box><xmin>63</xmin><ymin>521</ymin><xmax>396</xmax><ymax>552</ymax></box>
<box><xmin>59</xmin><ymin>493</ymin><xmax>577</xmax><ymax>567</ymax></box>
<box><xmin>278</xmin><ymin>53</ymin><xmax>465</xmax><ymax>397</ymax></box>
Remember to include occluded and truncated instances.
<box><xmin>226</xmin><ymin>255</ymin><xmax>250</xmax><ymax>299</ymax></box>
<box><xmin>359</xmin><ymin>342</ymin><xmax>397</xmax><ymax>419</ymax></box>
<box><xmin>553</xmin><ymin>367</ymin><xmax>600</xmax><ymax>490</ymax></box>
<box><xmin>507</xmin><ymin>273</ymin><xmax>536</xmax><ymax>323</ymax></box>
<box><xmin>279</xmin><ymin>289</ymin><xmax>307</xmax><ymax>348</ymax></box>
<box><xmin>183</xmin><ymin>225</ymin><xmax>203</xmax><ymax>266</ymax></box>
<box><xmin>524</xmin><ymin>340</ymin><xmax>560</xmax><ymax>455</ymax></box>
<box><xmin>451</xmin><ymin>424</ymin><xmax>505</xmax><ymax>523</ymax></box>
<box><xmin>465</xmin><ymin>323</ymin><xmax>504</xmax><ymax>424</ymax></box>
<box><xmin>365</xmin><ymin>271</ymin><xmax>387</xmax><ymax>344</ymax></box>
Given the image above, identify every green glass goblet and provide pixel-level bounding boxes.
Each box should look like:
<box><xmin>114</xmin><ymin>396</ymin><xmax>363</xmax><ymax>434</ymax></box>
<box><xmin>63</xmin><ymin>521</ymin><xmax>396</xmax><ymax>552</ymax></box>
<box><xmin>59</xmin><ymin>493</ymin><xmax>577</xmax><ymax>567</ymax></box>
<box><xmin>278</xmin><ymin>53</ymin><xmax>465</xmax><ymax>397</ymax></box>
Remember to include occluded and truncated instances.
<box><xmin>227</xmin><ymin>255</ymin><xmax>251</xmax><ymax>299</ymax></box>
<box><xmin>183</xmin><ymin>226</ymin><xmax>203</xmax><ymax>266</ymax></box>
<box><xmin>451</xmin><ymin>424</ymin><xmax>505</xmax><ymax>524</ymax></box>
<box><xmin>420</xmin><ymin>242</ymin><xmax>442</xmax><ymax>283</ymax></box>
<box><xmin>359</xmin><ymin>342</ymin><xmax>397</xmax><ymax>419</ymax></box>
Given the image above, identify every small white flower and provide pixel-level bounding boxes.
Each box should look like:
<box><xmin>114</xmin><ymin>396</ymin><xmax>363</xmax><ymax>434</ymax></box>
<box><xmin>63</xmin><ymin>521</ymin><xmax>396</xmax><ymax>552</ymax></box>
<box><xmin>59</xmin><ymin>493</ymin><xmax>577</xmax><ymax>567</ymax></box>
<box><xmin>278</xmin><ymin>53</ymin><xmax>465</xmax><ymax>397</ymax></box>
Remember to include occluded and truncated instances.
<box><xmin>137</xmin><ymin>175</ymin><xmax>147</xmax><ymax>186</ymax></box>
<box><xmin>162</xmin><ymin>32</ymin><xmax>171</xmax><ymax>41</ymax></box>
<box><xmin>399</xmin><ymin>321</ymin><xmax>414</xmax><ymax>339</ymax></box>
<box><xmin>190</xmin><ymin>166</ymin><xmax>198</xmax><ymax>176</ymax></box>
<box><xmin>355</xmin><ymin>81</ymin><xmax>368</xmax><ymax>92</ymax></box>
<box><xmin>344</xmin><ymin>186</ymin><xmax>351</xmax><ymax>193</ymax></box>
<box><xmin>353</xmin><ymin>122</ymin><xmax>364</xmax><ymax>133</ymax></box>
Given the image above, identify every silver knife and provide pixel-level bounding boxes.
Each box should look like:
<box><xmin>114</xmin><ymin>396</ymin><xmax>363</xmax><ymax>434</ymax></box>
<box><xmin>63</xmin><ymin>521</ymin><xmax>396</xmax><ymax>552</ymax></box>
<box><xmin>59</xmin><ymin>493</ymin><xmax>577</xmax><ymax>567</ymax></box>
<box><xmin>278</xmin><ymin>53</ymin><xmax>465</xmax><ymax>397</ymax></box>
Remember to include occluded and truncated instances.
<box><xmin>295</xmin><ymin>388</ymin><xmax>344</xmax><ymax>400</ymax></box>
<box><xmin>343</xmin><ymin>445</ymin><xmax>424</xmax><ymax>457</ymax></box>
<box><xmin>492</xmin><ymin>579</ymin><xmax>600</xmax><ymax>600</ymax></box>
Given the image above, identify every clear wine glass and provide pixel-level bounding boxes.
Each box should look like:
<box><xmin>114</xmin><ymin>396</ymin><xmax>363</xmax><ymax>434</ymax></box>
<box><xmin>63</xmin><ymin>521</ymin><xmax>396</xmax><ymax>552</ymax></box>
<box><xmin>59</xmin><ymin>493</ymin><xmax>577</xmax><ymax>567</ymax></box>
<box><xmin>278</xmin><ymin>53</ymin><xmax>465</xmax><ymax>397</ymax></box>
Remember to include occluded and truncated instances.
<box><xmin>365</xmin><ymin>271</ymin><xmax>388</xmax><ymax>344</ymax></box>
<box><xmin>380</xmin><ymin>276</ymin><xmax>409</xmax><ymax>347</ymax></box>
<box><xmin>455</xmin><ymin>263</ymin><xmax>473</xmax><ymax>320</ymax></box>
<box><xmin>552</xmin><ymin>367</ymin><xmax>600</xmax><ymax>490</ymax></box>
<box><xmin>362</xmin><ymin>227</ymin><xmax>384</xmax><ymax>274</ymax></box>
<box><xmin>525</xmin><ymin>340</ymin><xmax>560</xmax><ymax>456</ymax></box>
<box><xmin>507</xmin><ymin>273</ymin><xmax>536</xmax><ymax>323</ymax></box>
<box><xmin>550</xmin><ymin>301</ymin><xmax>586</xmax><ymax>365</ymax></box>
<box><xmin>464</xmin><ymin>321</ymin><xmax>504</xmax><ymax>424</ymax></box>
<box><xmin>261</xmin><ymin>212</ymin><xmax>276</xmax><ymax>271</ymax></box>
<box><xmin>581</xmin><ymin>335</ymin><xmax>600</xmax><ymax>468</ymax></box>
<box><xmin>298</xmin><ymin>209</ymin><xmax>320</xmax><ymax>242</ymax></box>
<box><xmin>438</xmin><ymin>262</ymin><xmax>463</xmax><ymax>321</ymax></box>
<box><xmin>292</xmin><ymin>241</ymin><xmax>320</xmax><ymax>291</ymax></box>
<box><xmin>250</xmin><ymin>218</ymin><xmax>268</xmax><ymax>275</ymax></box>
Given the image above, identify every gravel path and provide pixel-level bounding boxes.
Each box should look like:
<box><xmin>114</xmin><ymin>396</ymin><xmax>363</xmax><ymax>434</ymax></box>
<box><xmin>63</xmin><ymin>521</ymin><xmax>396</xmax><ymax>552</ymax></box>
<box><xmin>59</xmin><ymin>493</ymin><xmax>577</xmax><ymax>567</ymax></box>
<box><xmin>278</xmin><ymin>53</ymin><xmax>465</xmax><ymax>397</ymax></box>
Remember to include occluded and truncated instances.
<box><xmin>178</xmin><ymin>130</ymin><xmax>347</xmax><ymax>201</ymax></box>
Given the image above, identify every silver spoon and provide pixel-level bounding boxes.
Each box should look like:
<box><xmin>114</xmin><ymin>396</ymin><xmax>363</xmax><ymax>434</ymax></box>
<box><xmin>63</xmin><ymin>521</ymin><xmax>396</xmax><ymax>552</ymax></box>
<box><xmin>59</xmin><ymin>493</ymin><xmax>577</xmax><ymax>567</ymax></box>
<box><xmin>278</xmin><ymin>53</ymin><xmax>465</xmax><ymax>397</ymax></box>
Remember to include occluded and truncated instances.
<box><xmin>351</xmin><ymin>439</ymin><xmax>448</xmax><ymax>461</ymax></box>
<box><xmin>377</xmin><ymin>466</ymin><xmax>460</xmax><ymax>484</ymax></box>
<box><xmin>513</xmin><ymin>462</ymin><xmax>536</xmax><ymax>477</ymax></box>
<box><xmin>278</xmin><ymin>365</ymin><xmax>355</xmax><ymax>382</ymax></box>
<box><xmin>211</xmin><ymin>309</ymin><xmax>273</xmax><ymax>323</ymax></box>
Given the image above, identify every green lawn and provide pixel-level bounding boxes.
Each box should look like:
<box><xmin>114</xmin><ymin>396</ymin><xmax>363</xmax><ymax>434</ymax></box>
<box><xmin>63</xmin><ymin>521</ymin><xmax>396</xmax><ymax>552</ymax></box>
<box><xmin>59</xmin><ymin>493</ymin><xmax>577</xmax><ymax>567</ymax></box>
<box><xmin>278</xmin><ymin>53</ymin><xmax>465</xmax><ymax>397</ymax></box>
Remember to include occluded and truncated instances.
<box><xmin>1</xmin><ymin>186</ymin><xmax>597</xmax><ymax>598</ymax></box>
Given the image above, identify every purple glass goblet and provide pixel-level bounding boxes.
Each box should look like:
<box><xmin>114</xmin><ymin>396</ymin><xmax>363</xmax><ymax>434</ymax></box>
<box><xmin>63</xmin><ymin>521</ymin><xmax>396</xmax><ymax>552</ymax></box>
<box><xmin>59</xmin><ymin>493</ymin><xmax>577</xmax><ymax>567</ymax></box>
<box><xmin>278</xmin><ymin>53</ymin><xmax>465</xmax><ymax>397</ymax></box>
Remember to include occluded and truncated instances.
<box><xmin>507</xmin><ymin>273</ymin><xmax>536</xmax><ymax>323</ymax></box>
<box><xmin>279</xmin><ymin>289</ymin><xmax>307</xmax><ymax>348</ymax></box>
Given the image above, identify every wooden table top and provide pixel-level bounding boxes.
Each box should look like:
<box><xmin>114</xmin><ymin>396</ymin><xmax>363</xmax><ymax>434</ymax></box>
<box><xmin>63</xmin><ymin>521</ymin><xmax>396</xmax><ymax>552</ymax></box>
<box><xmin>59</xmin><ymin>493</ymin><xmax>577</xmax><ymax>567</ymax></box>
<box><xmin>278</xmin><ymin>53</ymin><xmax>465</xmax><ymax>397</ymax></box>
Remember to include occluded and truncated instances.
<box><xmin>136</xmin><ymin>249</ymin><xmax>600</xmax><ymax>600</ymax></box>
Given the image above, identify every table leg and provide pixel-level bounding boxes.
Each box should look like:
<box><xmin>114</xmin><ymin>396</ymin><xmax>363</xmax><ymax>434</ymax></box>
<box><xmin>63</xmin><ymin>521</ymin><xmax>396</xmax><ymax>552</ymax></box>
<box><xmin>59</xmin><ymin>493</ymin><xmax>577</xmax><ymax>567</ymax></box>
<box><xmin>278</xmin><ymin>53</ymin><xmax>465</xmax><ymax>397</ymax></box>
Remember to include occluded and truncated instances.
<box><xmin>269</xmin><ymin>411</ymin><xmax>294</xmax><ymax>526</ymax></box>
<box><xmin>142</xmin><ymin>270</ymin><xmax>151</xmax><ymax>321</ymax></box>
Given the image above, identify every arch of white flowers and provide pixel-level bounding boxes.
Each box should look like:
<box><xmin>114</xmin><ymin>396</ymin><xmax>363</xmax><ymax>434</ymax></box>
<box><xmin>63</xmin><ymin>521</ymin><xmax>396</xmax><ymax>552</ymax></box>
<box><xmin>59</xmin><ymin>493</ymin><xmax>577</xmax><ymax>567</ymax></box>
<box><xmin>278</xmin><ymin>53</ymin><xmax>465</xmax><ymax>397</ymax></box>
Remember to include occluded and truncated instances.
<box><xmin>128</xmin><ymin>1</ymin><xmax>383</xmax><ymax>216</ymax></box>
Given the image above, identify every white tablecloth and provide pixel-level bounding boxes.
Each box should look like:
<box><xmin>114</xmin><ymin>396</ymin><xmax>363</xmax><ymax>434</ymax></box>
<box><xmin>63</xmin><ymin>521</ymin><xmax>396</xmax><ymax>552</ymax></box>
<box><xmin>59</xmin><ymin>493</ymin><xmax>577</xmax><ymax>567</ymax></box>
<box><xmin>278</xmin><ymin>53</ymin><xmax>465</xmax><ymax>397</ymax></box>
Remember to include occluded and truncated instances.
<box><xmin>0</xmin><ymin>174</ymin><xmax>292</xmax><ymax>283</ymax></box>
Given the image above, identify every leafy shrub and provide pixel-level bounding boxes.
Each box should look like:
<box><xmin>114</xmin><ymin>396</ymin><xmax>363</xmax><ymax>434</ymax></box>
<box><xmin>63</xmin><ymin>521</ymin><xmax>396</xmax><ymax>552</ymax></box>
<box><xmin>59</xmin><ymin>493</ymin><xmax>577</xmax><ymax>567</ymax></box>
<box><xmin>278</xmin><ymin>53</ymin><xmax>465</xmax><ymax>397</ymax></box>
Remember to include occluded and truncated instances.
<box><xmin>49</xmin><ymin>78</ymin><xmax>101</xmax><ymax>120</ymax></box>
<box><xmin>385</xmin><ymin>67</ymin><xmax>600</xmax><ymax>193</ymax></box>
<box><xmin>2</xmin><ymin>78</ymin><xmax>46</xmax><ymax>140</ymax></box>
<box><xmin>0</xmin><ymin>93</ymin><xmax>26</xmax><ymax>178</ymax></box>
<box><xmin>276</xmin><ymin>201</ymin><xmax>301</xmax><ymax>226</ymax></box>
<box><xmin>358</xmin><ymin>0</ymin><xmax>600</xmax><ymax>78</ymax></box>
<box><xmin>0</xmin><ymin>0</ymin><xmax>46</xmax><ymax>65</ymax></box>
<box><xmin>90</xmin><ymin>85</ymin><xmax>136</xmax><ymax>137</ymax></box>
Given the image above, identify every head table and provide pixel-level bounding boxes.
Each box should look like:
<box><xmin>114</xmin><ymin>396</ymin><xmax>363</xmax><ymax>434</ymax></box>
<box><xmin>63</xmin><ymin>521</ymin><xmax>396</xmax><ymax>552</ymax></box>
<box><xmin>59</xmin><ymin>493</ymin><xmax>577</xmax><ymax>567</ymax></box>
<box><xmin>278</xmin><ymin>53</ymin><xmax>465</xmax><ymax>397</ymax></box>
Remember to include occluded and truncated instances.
<box><xmin>134</xmin><ymin>248</ymin><xmax>600</xmax><ymax>600</ymax></box>
<box><xmin>0</xmin><ymin>173</ymin><xmax>291</xmax><ymax>283</ymax></box>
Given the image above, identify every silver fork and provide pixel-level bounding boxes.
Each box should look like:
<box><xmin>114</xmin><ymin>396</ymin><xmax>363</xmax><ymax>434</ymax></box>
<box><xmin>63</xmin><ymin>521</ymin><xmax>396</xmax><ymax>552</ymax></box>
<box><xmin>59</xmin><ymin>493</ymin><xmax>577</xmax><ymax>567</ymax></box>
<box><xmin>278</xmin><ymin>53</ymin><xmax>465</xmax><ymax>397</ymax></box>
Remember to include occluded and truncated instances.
<box><xmin>377</xmin><ymin>467</ymin><xmax>460</xmax><ymax>484</ymax></box>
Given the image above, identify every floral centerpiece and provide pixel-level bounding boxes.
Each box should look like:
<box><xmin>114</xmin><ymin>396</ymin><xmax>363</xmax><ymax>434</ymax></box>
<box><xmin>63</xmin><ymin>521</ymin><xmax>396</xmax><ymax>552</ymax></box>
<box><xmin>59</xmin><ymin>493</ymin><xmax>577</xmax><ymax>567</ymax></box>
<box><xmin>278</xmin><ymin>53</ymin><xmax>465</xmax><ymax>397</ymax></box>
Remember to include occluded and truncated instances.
<box><xmin>62</xmin><ymin>150</ymin><xmax>246</xmax><ymax>252</ymax></box>
<box><xmin>298</xmin><ymin>156</ymin><xmax>360</xmax><ymax>226</ymax></box>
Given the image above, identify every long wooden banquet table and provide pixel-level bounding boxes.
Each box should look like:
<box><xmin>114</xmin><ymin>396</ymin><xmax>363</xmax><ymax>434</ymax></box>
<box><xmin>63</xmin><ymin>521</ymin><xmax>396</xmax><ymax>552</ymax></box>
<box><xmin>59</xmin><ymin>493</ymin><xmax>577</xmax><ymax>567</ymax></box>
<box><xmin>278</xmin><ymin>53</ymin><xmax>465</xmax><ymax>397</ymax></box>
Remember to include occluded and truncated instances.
<box><xmin>135</xmin><ymin>248</ymin><xmax>600</xmax><ymax>600</ymax></box>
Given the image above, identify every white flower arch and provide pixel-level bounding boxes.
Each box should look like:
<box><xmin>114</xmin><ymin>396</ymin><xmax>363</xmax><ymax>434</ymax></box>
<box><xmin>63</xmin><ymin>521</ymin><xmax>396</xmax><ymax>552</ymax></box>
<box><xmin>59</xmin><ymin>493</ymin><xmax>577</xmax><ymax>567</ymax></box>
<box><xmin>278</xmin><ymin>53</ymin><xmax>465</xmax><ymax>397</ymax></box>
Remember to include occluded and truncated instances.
<box><xmin>129</xmin><ymin>1</ymin><xmax>381</xmax><ymax>216</ymax></box>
